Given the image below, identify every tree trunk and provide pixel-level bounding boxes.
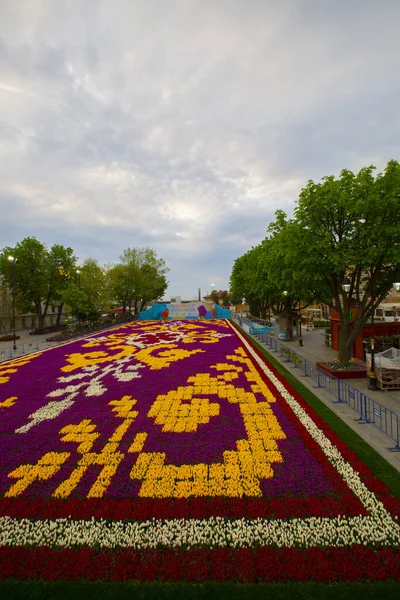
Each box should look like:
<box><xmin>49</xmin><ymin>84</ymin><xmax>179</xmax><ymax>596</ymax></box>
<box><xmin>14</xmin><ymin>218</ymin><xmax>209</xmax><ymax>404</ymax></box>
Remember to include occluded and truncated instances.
<box><xmin>260</xmin><ymin>302</ymin><xmax>267</xmax><ymax>320</ymax></box>
<box><xmin>338</xmin><ymin>320</ymin><xmax>353</xmax><ymax>363</ymax></box>
<box><xmin>336</xmin><ymin>303</ymin><xmax>368</xmax><ymax>363</ymax></box>
<box><xmin>56</xmin><ymin>303</ymin><xmax>64</xmax><ymax>327</ymax></box>
<box><xmin>285</xmin><ymin>313</ymin><xmax>294</xmax><ymax>341</ymax></box>
<box><xmin>36</xmin><ymin>302</ymin><xmax>45</xmax><ymax>330</ymax></box>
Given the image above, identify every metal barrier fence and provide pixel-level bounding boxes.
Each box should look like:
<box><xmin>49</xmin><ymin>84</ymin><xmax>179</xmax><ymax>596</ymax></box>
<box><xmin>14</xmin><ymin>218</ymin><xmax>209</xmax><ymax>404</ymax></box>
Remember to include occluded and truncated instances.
<box><xmin>234</xmin><ymin>317</ymin><xmax>400</xmax><ymax>452</ymax></box>
<box><xmin>0</xmin><ymin>339</ymin><xmax>55</xmax><ymax>362</ymax></box>
<box><xmin>0</xmin><ymin>315</ymin><xmax>135</xmax><ymax>363</ymax></box>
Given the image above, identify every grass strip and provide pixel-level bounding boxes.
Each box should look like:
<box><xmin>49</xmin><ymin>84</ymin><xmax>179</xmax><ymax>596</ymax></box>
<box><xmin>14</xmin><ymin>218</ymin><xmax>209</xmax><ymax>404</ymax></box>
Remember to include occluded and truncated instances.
<box><xmin>1</xmin><ymin>580</ymin><xmax>400</xmax><ymax>600</ymax></box>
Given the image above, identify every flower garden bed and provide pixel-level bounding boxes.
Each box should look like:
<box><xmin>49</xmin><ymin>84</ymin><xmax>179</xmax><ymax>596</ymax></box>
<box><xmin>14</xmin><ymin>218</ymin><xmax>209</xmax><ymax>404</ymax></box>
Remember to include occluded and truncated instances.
<box><xmin>0</xmin><ymin>335</ymin><xmax>20</xmax><ymax>342</ymax></box>
<box><xmin>316</xmin><ymin>361</ymin><xmax>368</xmax><ymax>379</ymax></box>
<box><xmin>0</xmin><ymin>319</ymin><xmax>399</xmax><ymax>585</ymax></box>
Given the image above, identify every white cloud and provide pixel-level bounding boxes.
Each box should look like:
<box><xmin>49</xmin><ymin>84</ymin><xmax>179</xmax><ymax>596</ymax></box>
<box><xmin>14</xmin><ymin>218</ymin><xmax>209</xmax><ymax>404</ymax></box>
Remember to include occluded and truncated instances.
<box><xmin>0</xmin><ymin>0</ymin><xmax>399</xmax><ymax>297</ymax></box>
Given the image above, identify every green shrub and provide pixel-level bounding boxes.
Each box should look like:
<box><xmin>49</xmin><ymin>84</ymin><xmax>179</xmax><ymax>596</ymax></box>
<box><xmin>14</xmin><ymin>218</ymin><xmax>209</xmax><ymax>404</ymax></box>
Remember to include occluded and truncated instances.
<box><xmin>313</xmin><ymin>319</ymin><xmax>331</xmax><ymax>328</ymax></box>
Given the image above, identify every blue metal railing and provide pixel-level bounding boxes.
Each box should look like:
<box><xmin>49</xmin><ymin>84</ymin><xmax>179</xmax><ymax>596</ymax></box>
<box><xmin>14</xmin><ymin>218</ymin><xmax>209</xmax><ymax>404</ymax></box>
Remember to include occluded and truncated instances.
<box><xmin>238</xmin><ymin>316</ymin><xmax>275</xmax><ymax>336</ymax></box>
<box><xmin>234</xmin><ymin>316</ymin><xmax>400</xmax><ymax>452</ymax></box>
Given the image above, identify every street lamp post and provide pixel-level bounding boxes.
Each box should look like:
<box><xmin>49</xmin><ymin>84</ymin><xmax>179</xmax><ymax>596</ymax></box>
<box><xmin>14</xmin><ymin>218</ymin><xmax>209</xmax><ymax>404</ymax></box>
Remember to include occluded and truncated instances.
<box><xmin>298</xmin><ymin>300</ymin><xmax>303</xmax><ymax>346</ymax></box>
<box><xmin>7</xmin><ymin>255</ymin><xmax>17</xmax><ymax>351</ymax></box>
<box><xmin>368</xmin><ymin>269</ymin><xmax>377</xmax><ymax>391</ymax></box>
<box><xmin>341</xmin><ymin>275</ymin><xmax>351</xmax><ymax>363</ymax></box>
<box><xmin>76</xmin><ymin>269</ymin><xmax>81</xmax><ymax>328</ymax></box>
<box><xmin>393</xmin><ymin>267</ymin><xmax>400</xmax><ymax>293</ymax></box>
<box><xmin>342</xmin><ymin>277</ymin><xmax>351</xmax><ymax>293</ymax></box>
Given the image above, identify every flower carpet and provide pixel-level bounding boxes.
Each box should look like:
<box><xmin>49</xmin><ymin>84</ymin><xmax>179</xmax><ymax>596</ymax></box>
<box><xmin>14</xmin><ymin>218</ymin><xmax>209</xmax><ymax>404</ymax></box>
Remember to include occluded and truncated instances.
<box><xmin>0</xmin><ymin>319</ymin><xmax>399</xmax><ymax>583</ymax></box>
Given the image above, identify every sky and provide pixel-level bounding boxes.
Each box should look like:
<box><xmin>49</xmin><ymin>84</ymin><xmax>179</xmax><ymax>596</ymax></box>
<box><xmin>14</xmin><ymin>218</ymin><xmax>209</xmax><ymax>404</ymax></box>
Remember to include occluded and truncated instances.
<box><xmin>1</xmin><ymin>0</ymin><xmax>399</xmax><ymax>300</ymax></box>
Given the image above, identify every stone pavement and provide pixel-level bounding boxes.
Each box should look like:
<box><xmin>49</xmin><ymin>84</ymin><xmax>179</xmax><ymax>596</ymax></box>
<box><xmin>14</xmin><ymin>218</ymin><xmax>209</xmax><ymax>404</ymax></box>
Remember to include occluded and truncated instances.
<box><xmin>0</xmin><ymin>329</ymin><xmax>57</xmax><ymax>349</ymax></box>
<box><xmin>0</xmin><ymin>329</ymin><xmax>66</xmax><ymax>362</ymax></box>
<box><xmin>283</xmin><ymin>327</ymin><xmax>400</xmax><ymax>415</ymax></box>
<box><xmin>242</xmin><ymin>324</ymin><xmax>400</xmax><ymax>473</ymax></box>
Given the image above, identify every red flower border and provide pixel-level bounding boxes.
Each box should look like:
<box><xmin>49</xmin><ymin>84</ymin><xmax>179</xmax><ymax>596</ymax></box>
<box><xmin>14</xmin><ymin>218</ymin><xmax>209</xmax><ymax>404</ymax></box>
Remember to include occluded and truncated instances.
<box><xmin>0</xmin><ymin>545</ymin><xmax>399</xmax><ymax>582</ymax></box>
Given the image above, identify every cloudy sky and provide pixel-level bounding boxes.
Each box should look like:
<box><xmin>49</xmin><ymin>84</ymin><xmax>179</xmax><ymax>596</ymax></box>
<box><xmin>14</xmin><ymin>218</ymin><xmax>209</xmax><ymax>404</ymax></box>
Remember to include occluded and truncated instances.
<box><xmin>1</xmin><ymin>0</ymin><xmax>399</xmax><ymax>300</ymax></box>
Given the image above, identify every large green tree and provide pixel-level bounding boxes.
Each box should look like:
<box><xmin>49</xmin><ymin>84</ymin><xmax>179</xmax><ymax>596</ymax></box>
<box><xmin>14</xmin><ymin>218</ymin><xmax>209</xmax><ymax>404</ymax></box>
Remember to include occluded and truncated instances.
<box><xmin>59</xmin><ymin>285</ymin><xmax>94</xmax><ymax>324</ymax></box>
<box><xmin>230</xmin><ymin>237</ymin><xmax>299</xmax><ymax>327</ymax></box>
<box><xmin>294</xmin><ymin>161</ymin><xmax>400</xmax><ymax>362</ymax></box>
<box><xmin>60</xmin><ymin>258</ymin><xmax>109</xmax><ymax>323</ymax></box>
<box><xmin>48</xmin><ymin>244</ymin><xmax>78</xmax><ymax>326</ymax></box>
<box><xmin>79</xmin><ymin>259</ymin><xmax>109</xmax><ymax>312</ymax></box>
<box><xmin>0</xmin><ymin>237</ymin><xmax>77</xmax><ymax>330</ymax></box>
<box><xmin>230</xmin><ymin>247</ymin><xmax>272</xmax><ymax>318</ymax></box>
<box><xmin>257</xmin><ymin>212</ymin><xmax>327</xmax><ymax>339</ymax></box>
<box><xmin>135</xmin><ymin>262</ymin><xmax>168</xmax><ymax>313</ymax></box>
<box><xmin>108</xmin><ymin>247</ymin><xmax>169</xmax><ymax>314</ymax></box>
<box><xmin>230</xmin><ymin>161</ymin><xmax>400</xmax><ymax>357</ymax></box>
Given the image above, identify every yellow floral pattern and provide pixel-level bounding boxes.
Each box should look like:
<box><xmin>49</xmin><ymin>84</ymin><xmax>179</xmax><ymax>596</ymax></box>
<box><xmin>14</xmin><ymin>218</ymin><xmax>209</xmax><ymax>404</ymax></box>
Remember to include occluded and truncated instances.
<box><xmin>0</xmin><ymin>353</ymin><xmax>40</xmax><ymax>385</ymax></box>
<box><xmin>3</xmin><ymin>321</ymin><xmax>286</xmax><ymax>500</ymax></box>
<box><xmin>0</xmin><ymin>396</ymin><xmax>17</xmax><ymax>408</ymax></box>
<box><xmin>132</xmin><ymin>348</ymin><xmax>285</xmax><ymax>498</ymax></box>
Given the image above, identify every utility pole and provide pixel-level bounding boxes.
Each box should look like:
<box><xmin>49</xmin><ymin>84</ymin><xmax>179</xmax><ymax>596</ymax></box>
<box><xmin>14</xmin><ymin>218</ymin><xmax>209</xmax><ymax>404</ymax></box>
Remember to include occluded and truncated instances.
<box><xmin>7</xmin><ymin>255</ymin><xmax>17</xmax><ymax>351</ymax></box>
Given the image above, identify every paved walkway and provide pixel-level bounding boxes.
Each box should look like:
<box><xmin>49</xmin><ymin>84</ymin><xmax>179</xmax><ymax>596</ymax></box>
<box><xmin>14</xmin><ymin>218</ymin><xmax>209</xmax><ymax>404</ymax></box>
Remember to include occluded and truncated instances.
<box><xmin>284</xmin><ymin>327</ymin><xmax>400</xmax><ymax>414</ymax></box>
<box><xmin>241</xmin><ymin>323</ymin><xmax>400</xmax><ymax>473</ymax></box>
<box><xmin>0</xmin><ymin>329</ymin><xmax>57</xmax><ymax>349</ymax></box>
<box><xmin>0</xmin><ymin>330</ymin><xmax>56</xmax><ymax>350</ymax></box>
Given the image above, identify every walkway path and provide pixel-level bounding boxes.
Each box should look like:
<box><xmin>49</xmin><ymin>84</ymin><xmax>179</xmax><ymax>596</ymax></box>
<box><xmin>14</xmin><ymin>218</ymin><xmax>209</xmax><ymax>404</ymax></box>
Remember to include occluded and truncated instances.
<box><xmin>0</xmin><ymin>329</ymin><xmax>56</xmax><ymax>349</ymax></box>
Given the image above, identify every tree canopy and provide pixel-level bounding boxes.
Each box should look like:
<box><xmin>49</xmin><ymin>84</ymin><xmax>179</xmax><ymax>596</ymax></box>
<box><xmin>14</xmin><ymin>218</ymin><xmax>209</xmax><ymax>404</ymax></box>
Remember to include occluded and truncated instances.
<box><xmin>0</xmin><ymin>237</ymin><xmax>77</xmax><ymax>329</ymax></box>
<box><xmin>230</xmin><ymin>160</ymin><xmax>400</xmax><ymax>360</ymax></box>
<box><xmin>108</xmin><ymin>247</ymin><xmax>169</xmax><ymax>314</ymax></box>
<box><xmin>0</xmin><ymin>239</ymin><xmax>170</xmax><ymax>328</ymax></box>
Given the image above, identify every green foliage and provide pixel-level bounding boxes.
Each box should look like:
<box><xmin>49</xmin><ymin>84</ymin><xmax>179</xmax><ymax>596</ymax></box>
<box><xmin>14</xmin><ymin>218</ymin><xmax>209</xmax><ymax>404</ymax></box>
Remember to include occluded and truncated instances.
<box><xmin>230</xmin><ymin>245</ymin><xmax>282</xmax><ymax>318</ymax></box>
<box><xmin>313</xmin><ymin>320</ymin><xmax>331</xmax><ymax>328</ymax></box>
<box><xmin>281</xmin><ymin>346</ymin><xmax>303</xmax><ymax>365</ymax></box>
<box><xmin>230</xmin><ymin>160</ymin><xmax>400</xmax><ymax>361</ymax></box>
<box><xmin>78</xmin><ymin>259</ymin><xmax>109</xmax><ymax>313</ymax></box>
<box><xmin>60</xmin><ymin>284</ymin><xmax>96</xmax><ymax>321</ymax></box>
<box><xmin>294</xmin><ymin>161</ymin><xmax>400</xmax><ymax>360</ymax></box>
<box><xmin>220</xmin><ymin>290</ymin><xmax>230</xmax><ymax>307</ymax></box>
<box><xmin>0</xmin><ymin>239</ymin><xmax>170</xmax><ymax>326</ymax></box>
<box><xmin>0</xmin><ymin>237</ymin><xmax>78</xmax><ymax>328</ymax></box>
<box><xmin>210</xmin><ymin>290</ymin><xmax>219</xmax><ymax>303</ymax></box>
<box><xmin>108</xmin><ymin>247</ymin><xmax>169</xmax><ymax>313</ymax></box>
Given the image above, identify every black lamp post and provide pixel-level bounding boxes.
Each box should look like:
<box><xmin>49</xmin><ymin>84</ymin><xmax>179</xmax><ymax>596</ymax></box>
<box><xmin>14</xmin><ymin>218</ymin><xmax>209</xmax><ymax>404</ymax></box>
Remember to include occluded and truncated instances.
<box><xmin>368</xmin><ymin>268</ymin><xmax>378</xmax><ymax>391</ymax></box>
<box><xmin>394</xmin><ymin>267</ymin><xmax>400</xmax><ymax>293</ymax></box>
<box><xmin>298</xmin><ymin>300</ymin><xmax>303</xmax><ymax>346</ymax></box>
<box><xmin>76</xmin><ymin>269</ymin><xmax>81</xmax><ymax>328</ymax></box>
<box><xmin>342</xmin><ymin>276</ymin><xmax>351</xmax><ymax>293</ymax></box>
<box><xmin>341</xmin><ymin>275</ymin><xmax>352</xmax><ymax>364</ymax></box>
<box><xmin>8</xmin><ymin>255</ymin><xmax>17</xmax><ymax>351</ymax></box>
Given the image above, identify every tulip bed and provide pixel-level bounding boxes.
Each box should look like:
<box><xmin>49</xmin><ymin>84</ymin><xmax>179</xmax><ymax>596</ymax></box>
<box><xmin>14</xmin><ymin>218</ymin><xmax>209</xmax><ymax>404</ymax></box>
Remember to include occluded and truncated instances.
<box><xmin>0</xmin><ymin>319</ymin><xmax>399</xmax><ymax>588</ymax></box>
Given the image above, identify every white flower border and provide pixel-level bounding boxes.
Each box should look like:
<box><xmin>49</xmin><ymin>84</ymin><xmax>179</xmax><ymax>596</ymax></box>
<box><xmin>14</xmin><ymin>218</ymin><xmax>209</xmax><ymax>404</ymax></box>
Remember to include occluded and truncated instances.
<box><xmin>0</xmin><ymin>319</ymin><xmax>399</xmax><ymax>550</ymax></box>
